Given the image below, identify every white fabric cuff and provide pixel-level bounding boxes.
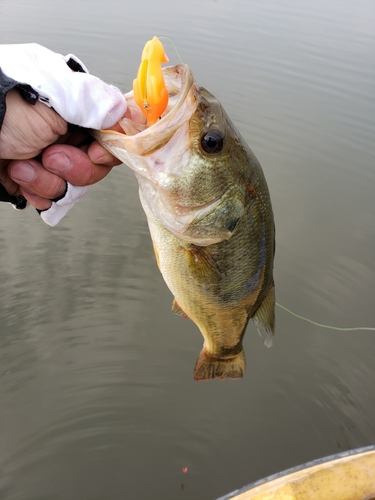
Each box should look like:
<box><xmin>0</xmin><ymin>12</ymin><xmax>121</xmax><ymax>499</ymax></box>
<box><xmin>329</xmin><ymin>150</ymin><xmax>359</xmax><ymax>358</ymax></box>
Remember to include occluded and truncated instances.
<box><xmin>40</xmin><ymin>184</ymin><xmax>92</xmax><ymax>226</ymax></box>
<box><xmin>0</xmin><ymin>43</ymin><xmax>127</xmax><ymax>129</ymax></box>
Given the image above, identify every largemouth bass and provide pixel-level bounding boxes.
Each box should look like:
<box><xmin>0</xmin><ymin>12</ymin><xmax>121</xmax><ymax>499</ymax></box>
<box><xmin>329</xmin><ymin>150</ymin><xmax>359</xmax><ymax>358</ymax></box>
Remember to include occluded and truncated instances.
<box><xmin>93</xmin><ymin>64</ymin><xmax>275</xmax><ymax>380</ymax></box>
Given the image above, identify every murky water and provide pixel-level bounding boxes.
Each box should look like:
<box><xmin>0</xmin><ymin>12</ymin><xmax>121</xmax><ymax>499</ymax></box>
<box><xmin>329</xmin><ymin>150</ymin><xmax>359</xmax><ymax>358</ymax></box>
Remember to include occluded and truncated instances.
<box><xmin>1</xmin><ymin>0</ymin><xmax>375</xmax><ymax>498</ymax></box>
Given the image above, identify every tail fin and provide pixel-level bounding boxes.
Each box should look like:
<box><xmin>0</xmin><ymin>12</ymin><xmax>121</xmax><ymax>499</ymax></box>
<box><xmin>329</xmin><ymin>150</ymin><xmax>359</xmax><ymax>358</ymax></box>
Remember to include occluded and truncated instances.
<box><xmin>194</xmin><ymin>350</ymin><xmax>246</xmax><ymax>381</ymax></box>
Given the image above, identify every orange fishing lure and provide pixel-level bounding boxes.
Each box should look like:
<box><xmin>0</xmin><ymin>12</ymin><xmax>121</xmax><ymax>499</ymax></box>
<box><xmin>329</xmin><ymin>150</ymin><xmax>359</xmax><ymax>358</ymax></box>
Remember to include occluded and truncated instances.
<box><xmin>133</xmin><ymin>36</ymin><xmax>169</xmax><ymax>126</ymax></box>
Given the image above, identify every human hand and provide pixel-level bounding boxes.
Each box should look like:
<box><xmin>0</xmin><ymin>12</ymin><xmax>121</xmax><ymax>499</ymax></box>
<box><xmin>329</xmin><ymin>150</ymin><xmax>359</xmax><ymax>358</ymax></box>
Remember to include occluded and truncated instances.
<box><xmin>0</xmin><ymin>43</ymin><xmax>127</xmax><ymax>225</ymax></box>
<box><xmin>7</xmin><ymin>141</ymin><xmax>120</xmax><ymax>212</ymax></box>
<box><xmin>0</xmin><ymin>89</ymin><xmax>121</xmax><ymax>211</ymax></box>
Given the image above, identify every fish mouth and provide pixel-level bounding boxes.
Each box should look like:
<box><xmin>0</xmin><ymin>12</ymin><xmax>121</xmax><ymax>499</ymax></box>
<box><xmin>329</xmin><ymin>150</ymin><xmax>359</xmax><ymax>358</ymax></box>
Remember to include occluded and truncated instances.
<box><xmin>137</xmin><ymin>64</ymin><xmax>195</xmax><ymax>129</ymax></box>
<box><xmin>93</xmin><ymin>64</ymin><xmax>198</xmax><ymax>158</ymax></box>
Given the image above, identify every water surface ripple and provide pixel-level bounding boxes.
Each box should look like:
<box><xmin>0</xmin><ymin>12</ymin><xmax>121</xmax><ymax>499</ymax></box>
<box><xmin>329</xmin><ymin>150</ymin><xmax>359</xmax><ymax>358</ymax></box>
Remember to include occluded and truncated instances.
<box><xmin>0</xmin><ymin>1</ymin><xmax>374</xmax><ymax>499</ymax></box>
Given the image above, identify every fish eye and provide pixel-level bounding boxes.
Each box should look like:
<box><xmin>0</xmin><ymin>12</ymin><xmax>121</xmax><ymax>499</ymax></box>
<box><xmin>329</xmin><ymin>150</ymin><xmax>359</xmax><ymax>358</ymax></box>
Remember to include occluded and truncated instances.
<box><xmin>201</xmin><ymin>129</ymin><xmax>224</xmax><ymax>154</ymax></box>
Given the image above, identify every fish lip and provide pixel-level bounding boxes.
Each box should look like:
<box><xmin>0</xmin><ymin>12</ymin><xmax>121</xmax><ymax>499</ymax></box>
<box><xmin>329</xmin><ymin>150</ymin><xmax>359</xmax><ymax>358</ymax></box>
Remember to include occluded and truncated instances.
<box><xmin>173</xmin><ymin>197</ymin><xmax>222</xmax><ymax>218</ymax></box>
<box><xmin>93</xmin><ymin>64</ymin><xmax>196</xmax><ymax>158</ymax></box>
<box><xmin>156</xmin><ymin>196</ymin><xmax>237</xmax><ymax>246</ymax></box>
<box><xmin>89</xmin><ymin>63</ymin><xmax>197</xmax><ymax>179</ymax></box>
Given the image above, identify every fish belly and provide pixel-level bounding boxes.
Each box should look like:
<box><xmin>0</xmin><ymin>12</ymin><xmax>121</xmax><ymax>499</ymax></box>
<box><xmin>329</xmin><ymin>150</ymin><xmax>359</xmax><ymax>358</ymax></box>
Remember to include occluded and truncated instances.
<box><xmin>145</xmin><ymin>202</ymin><xmax>274</xmax><ymax>380</ymax></box>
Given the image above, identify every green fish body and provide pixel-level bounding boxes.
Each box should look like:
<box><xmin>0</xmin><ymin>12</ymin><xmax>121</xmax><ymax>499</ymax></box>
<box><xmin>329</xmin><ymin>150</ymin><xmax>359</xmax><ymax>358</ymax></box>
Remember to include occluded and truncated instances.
<box><xmin>94</xmin><ymin>64</ymin><xmax>275</xmax><ymax>380</ymax></box>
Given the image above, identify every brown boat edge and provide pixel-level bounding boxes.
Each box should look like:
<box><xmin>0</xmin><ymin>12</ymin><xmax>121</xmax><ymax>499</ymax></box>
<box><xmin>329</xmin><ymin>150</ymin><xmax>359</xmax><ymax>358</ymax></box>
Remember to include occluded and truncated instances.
<box><xmin>217</xmin><ymin>445</ymin><xmax>375</xmax><ymax>500</ymax></box>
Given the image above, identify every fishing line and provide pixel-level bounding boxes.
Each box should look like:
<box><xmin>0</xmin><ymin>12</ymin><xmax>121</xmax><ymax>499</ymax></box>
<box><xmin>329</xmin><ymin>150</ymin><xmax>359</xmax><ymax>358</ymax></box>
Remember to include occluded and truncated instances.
<box><xmin>276</xmin><ymin>302</ymin><xmax>375</xmax><ymax>331</ymax></box>
<box><xmin>158</xmin><ymin>36</ymin><xmax>184</xmax><ymax>64</ymax></box>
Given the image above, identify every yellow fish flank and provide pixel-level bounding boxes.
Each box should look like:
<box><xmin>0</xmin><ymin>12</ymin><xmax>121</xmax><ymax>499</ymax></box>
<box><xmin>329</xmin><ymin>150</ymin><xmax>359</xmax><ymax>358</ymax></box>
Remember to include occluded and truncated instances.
<box><xmin>93</xmin><ymin>64</ymin><xmax>275</xmax><ymax>380</ymax></box>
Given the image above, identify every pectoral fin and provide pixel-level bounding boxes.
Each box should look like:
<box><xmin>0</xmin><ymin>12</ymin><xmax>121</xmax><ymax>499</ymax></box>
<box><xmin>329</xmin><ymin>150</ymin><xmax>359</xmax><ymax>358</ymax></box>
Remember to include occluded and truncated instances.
<box><xmin>152</xmin><ymin>243</ymin><xmax>161</xmax><ymax>270</ymax></box>
<box><xmin>252</xmin><ymin>286</ymin><xmax>275</xmax><ymax>348</ymax></box>
<box><xmin>183</xmin><ymin>246</ymin><xmax>221</xmax><ymax>284</ymax></box>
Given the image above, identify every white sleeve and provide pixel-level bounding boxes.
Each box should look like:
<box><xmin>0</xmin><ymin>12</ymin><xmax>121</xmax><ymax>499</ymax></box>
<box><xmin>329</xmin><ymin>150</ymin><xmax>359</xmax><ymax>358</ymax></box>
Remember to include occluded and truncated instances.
<box><xmin>40</xmin><ymin>183</ymin><xmax>92</xmax><ymax>226</ymax></box>
<box><xmin>0</xmin><ymin>43</ymin><xmax>126</xmax><ymax>129</ymax></box>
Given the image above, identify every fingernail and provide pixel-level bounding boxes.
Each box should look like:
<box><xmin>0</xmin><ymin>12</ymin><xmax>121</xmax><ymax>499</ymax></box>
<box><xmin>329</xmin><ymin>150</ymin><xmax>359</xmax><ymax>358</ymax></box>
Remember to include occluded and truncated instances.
<box><xmin>91</xmin><ymin>150</ymin><xmax>114</xmax><ymax>164</ymax></box>
<box><xmin>10</xmin><ymin>162</ymin><xmax>35</xmax><ymax>183</ymax></box>
<box><xmin>44</xmin><ymin>152</ymin><xmax>72</xmax><ymax>173</ymax></box>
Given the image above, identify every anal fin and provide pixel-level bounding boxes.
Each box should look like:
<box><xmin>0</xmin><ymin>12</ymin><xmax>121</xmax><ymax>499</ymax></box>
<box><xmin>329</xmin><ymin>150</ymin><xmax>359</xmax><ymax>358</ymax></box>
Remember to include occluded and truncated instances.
<box><xmin>252</xmin><ymin>286</ymin><xmax>275</xmax><ymax>348</ymax></box>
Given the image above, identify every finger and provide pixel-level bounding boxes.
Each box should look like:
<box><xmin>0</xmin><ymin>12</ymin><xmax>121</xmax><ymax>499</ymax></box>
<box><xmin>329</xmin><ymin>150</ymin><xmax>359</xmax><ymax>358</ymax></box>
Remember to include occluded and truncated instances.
<box><xmin>7</xmin><ymin>159</ymin><xmax>67</xmax><ymax>199</ymax></box>
<box><xmin>87</xmin><ymin>141</ymin><xmax>122</xmax><ymax>167</ymax></box>
<box><xmin>20</xmin><ymin>188</ymin><xmax>52</xmax><ymax>211</ymax></box>
<box><xmin>0</xmin><ymin>159</ymin><xmax>20</xmax><ymax>196</ymax></box>
<box><xmin>42</xmin><ymin>143</ymin><xmax>119</xmax><ymax>186</ymax></box>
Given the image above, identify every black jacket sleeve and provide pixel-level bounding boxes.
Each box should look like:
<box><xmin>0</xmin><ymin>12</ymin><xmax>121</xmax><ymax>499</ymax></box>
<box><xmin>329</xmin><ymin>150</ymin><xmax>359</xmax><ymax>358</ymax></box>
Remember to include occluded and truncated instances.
<box><xmin>0</xmin><ymin>69</ymin><xmax>18</xmax><ymax>129</ymax></box>
<box><xmin>0</xmin><ymin>69</ymin><xmax>31</xmax><ymax>208</ymax></box>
